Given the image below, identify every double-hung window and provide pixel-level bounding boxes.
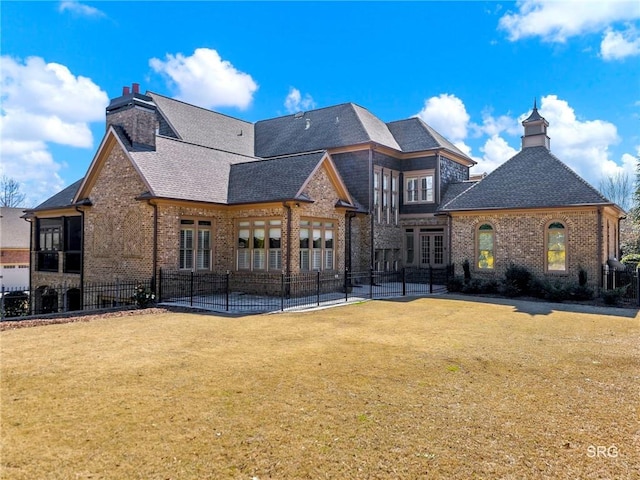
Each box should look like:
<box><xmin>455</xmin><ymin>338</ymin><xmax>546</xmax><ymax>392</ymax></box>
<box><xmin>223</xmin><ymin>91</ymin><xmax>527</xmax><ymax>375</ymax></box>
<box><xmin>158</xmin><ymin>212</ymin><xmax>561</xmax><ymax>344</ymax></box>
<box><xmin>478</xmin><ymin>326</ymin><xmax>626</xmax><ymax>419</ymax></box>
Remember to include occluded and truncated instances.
<box><xmin>300</xmin><ymin>220</ymin><xmax>334</xmax><ymax>271</ymax></box>
<box><xmin>180</xmin><ymin>219</ymin><xmax>212</xmax><ymax>270</ymax></box>
<box><xmin>405</xmin><ymin>171</ymin><xmax>434</xmax><ymax>204</ymax></box>
<box><xmin>237</xmin><ymin>219</ymin><xmax>282</xmax><ymax>271</ymax></box>
<box><xmin>374</xmin><ymin>167</ymin><xmax>399</xmax><ymax>224</ymax></box>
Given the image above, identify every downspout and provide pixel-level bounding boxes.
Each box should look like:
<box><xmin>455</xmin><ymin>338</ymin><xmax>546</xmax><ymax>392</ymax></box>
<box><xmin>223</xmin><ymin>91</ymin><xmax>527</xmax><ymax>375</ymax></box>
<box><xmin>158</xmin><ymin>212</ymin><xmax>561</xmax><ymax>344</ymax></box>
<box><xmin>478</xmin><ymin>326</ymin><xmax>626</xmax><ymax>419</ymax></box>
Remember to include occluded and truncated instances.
<box><xmin>597</xmin><ymin>207</ymin><xmax>603</xmax><ymax>288</ymax></box>
<box><xmin>369</xmin><ymin>145</ymin><xmax>374</xmax><ymax>269</ymax></box>
<box><xmin>148</xmin><ymin>201</ymin><xmax>158</xmax><ymax>292</ymax></box>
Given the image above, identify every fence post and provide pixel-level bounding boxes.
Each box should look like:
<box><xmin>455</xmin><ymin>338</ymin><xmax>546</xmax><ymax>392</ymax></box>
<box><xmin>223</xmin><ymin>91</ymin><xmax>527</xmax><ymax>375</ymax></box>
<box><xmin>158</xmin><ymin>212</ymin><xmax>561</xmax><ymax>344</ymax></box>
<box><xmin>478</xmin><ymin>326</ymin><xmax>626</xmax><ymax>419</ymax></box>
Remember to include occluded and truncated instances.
<box><xmin>158</xmin><ymin>269</ymin><xmax>163</xmax><ymax>302</ymax></box>
<box><xmin>0</xmin><ymin>285</ymin><xmax>5</xmax><ymax>319</ymax></box>
<box><xmin>190</xmin><ymin>271</ymin><xmax>194</xmax><ymax>307</ymax></box>
<box><xmin>316</xmin><ymin>271</ymin><xmax>321</xmax><ymax>307</ymax></box>
<box><xmin>226</xmin><ymin>271</ymin><xmax>230</xmax><ymax>312</ymax></box>
<box><xmin>345</xmin><ymin>268</ymin><xmax>349</xmax><ymax>302</ymax></box>
<box><xmin>637</xmin><ymin>267</ymin><xmax>640</xmax><ymax>307</ymax></box>
<box><xmin>402</xmin><ymin>267</ymin><xmax>406</xmax><ymax>297</ymax></box>
<box><xmin>281</xmin><ymin>274</ymin><xmax>285</xmax><ymax>311</ymax></box>
<box><xmin>115</xmin><ymin>279</ymin><xmax>120</xmax><ymax>307</ymax></box>
<box><xmin>369</xmin><ymin>269</ymin><xmax>374</xmax><ymax>299</ymax></box>
<box><xmin>429</xmin><ymin>265</ymin><xmax>433</xmax><ymax>294</ymax></box>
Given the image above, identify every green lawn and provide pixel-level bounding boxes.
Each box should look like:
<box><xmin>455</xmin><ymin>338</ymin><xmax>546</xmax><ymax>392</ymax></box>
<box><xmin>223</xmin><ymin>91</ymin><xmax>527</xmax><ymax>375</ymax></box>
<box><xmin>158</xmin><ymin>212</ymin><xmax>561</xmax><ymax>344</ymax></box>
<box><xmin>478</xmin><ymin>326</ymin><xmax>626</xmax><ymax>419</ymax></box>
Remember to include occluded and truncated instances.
<box><xmin>1</xmin><ymin>296</ymin><xmax>638</xmax><ymax>479</ymax></box>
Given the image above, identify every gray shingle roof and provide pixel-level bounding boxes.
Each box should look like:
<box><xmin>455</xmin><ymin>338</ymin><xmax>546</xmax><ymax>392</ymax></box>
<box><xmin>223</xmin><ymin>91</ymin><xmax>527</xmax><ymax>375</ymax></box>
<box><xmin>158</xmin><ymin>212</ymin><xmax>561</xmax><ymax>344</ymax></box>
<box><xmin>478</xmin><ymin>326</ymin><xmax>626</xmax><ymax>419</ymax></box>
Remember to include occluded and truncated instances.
<box><xmin>255</xmin><ymin>103</ymin><xmax>401</xmax><ymax>158</ymax></box>
<box><xmin>440</xmin><ymin>146</ymin><xmax>613</xmax><ymax>211</ymax></box>
<box><xmin>1</xmin><ymin>207</ymin><xmax>30</xmax><ymax>248</ymax></box>
<box><xmin>148</xmin><ymin>92</ymin><xmax>255</xmax><ymax>157</ymax></box>
<box><xmin>439</xmin><ymin>181</ymin><xmax>478</xmax><ymax>208</ymax></box>
<box><xmin>129</xmin><ymin>136</ymin><xmax>256</xmax><ymax>204</ymax></box>
<box><xmin>30</xmin><ymin>178</ymin><xmax>84</xmax><ymax>211</ymax></box>
<box><xmin>228</xmin><ymin>151</ymin><xmax>328</xmax><ymax>204</ymax></box>
<box><xmin>387</xmin><ymin>117</ymin><xmax>470</xmax><ymax>159</ymax></box>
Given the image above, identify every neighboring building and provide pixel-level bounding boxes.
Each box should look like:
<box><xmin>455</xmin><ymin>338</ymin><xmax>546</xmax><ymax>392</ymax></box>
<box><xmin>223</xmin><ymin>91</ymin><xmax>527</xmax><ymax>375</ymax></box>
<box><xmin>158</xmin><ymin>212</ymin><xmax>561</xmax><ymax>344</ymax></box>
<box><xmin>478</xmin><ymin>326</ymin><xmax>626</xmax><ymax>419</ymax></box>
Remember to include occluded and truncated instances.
<box><xmin>24</xmin><ymin>85</ymin><xmax>624</xmax><ymax>310</ymax></box>
<box><xmin>0</xmin><ymin>207</ymin><xmax>31</xmax><ymax>290</ymax></box>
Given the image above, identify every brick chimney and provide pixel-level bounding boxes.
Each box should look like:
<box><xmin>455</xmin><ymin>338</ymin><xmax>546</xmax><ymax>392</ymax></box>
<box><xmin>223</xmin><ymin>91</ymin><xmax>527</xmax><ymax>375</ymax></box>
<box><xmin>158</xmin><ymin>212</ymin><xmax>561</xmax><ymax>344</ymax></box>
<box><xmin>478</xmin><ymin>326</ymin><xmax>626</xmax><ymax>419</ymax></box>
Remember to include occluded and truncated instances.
<box><xmin>105</xmin><ymin>83</ymin><xmax>157</xmax><ymax>149</ymax></box>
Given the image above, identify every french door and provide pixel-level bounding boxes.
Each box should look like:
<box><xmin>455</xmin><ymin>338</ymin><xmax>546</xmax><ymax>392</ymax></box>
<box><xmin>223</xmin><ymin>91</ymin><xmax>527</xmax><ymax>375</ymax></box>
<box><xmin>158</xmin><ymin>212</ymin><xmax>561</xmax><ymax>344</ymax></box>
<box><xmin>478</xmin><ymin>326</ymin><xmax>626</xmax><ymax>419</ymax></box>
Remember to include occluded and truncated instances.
<box><xmin>419</xmin><ymin>230</ymin><xmax>445</xmax><ymax>267</ymax></box>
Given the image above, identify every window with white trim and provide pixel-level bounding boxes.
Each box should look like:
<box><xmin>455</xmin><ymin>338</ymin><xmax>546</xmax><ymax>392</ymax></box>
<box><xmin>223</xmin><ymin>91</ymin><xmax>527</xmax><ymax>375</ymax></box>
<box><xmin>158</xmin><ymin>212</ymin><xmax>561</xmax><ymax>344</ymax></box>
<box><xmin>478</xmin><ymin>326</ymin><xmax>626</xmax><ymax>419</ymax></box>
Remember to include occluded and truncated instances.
<box><xmin>237</xmin><ymin>219</ymin><xmax>282</xmax><ymax>271</ymax></box>
<box><xmin>300</xmin><ymin>220</ymin><xmax>334</xmax><ymax>271</ymax></box>
<box><xmin>180</xmin><ymin>219</ymin><xmax>212</xmax><ymax>270</ymax></box>
<box><xmin>405</xmin><ymin>171</ymin><xmax>434</xmax><ymax>204</ymax></box>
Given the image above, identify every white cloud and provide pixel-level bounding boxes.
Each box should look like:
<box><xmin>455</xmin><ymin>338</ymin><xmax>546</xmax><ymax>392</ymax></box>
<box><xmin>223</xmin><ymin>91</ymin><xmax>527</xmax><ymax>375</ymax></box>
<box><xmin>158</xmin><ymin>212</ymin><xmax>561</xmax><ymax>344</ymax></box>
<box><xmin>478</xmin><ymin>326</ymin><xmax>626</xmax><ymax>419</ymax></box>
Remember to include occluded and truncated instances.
<box><xmin>416</xmin><ymin>93</ymin><xmax>470</xmax><ymax>142</ymax></box>
<box><xmin>533</xmin><ymin>95</ymin><xmax>621</xmax><ymax>185</ymax></box>
<box><xmin>471</xmin><ymin>135</ymin><xmax>519</xmax><ymax>176</ymax></box>
<box><xmin>58</xmin><ymin>1</ymin><xmax>106</xmax><ymax>18</ymax></box>
<box><xmin>471</xmin><ymin>108</ymin><xmax>520</xmax><ymax>137</ymax></box>
<box><xmin>416</xmin><ymin>92</ymin><xmax>631</xmax><ymax>189</ymax></box>
<box><xmin>149</xmin><ymin>48</ymin><xmax>258</xmax><ymax>110</ymax></box>
<box><xmin>284</xmin><ymin>87</ymin><xmax>316</xmax><ymax>114</ymax></box>
<box><xmin>600</xmin><ymin>25</ymin><xmax>640</xmax><ymax>60</ymax></box>
<box><xmin>0</xmin><ymin>55</ymin><xmax>108</xmax><ymax>207</ymax></box>
<box><xmin>499</xmin><ymin>0</ymin><xmax>639</xmax><ymax>42</ymax></box>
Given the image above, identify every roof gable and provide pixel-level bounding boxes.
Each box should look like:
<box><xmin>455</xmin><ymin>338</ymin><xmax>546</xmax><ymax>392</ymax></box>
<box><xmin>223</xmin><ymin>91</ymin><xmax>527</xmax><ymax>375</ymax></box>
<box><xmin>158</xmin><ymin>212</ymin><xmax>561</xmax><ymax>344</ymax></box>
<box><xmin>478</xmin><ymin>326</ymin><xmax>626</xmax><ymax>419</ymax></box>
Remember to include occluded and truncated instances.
<box><xmin>440</xmin><ymin>146</ymin><xmax>615</xmax><ymax>212</ymax></box>
<box><xmin>387</xmin><ymin>117</ymin><xmax>470</xmax><ymax>160</ymax></box>
<box><xmin>254</xmin><ymin>103</ymin><xmax>400</xmax><ymax>158</ymax></box>
<box><xmin>227</xmin><ymin>151</ymin><xmax>353</xmax><ymax>206</ymax></box>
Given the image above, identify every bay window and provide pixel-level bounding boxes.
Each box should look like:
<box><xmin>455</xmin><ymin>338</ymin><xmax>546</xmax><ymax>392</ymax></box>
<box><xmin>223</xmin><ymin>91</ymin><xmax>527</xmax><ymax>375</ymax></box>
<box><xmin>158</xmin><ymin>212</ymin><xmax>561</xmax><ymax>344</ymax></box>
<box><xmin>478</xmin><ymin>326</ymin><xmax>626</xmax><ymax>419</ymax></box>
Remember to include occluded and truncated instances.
<box><xmin>300</xmin><ymin>220</ymin><xmax>334</xmax><ymax>271</ymax></box>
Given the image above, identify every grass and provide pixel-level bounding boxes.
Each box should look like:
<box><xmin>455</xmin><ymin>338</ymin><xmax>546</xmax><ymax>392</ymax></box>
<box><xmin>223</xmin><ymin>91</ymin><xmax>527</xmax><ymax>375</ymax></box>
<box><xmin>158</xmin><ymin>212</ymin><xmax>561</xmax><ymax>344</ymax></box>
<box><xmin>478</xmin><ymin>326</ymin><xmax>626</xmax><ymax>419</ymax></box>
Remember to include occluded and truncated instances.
<box><xmin>1</xmin><ymin>296</ymin><xmax>639</xmax><ymax>479</ymax></box>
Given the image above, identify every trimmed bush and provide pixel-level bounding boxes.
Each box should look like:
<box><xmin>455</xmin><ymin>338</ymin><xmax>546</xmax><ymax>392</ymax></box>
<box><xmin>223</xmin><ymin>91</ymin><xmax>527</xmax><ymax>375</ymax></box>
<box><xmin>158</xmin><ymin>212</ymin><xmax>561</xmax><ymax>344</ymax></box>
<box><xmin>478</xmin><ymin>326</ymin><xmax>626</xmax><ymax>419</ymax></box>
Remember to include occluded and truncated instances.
<box><xmin>503</xmin><ymin>264</ymin><xmax>533</xmax><ymax>297</ymax></box>
<box><xmin>602</xmin><ymin>288</ymin><xmax>624</xmax><ymax>306</ymax></box>
<box><xmin>447</xmin><ymin>276</ymin><xmax>464</xmax><ymax>293</ymax></box>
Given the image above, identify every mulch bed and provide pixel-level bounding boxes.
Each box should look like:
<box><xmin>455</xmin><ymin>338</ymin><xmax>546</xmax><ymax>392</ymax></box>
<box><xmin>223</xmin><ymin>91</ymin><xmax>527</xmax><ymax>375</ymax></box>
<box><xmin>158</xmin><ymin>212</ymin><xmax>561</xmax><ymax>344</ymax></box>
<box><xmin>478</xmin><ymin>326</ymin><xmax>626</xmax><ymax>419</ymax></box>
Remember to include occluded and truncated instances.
<box><xmin>0</xmin><ymin>307</ymin><xmax>197</xmax><ymax>332</ymax></box>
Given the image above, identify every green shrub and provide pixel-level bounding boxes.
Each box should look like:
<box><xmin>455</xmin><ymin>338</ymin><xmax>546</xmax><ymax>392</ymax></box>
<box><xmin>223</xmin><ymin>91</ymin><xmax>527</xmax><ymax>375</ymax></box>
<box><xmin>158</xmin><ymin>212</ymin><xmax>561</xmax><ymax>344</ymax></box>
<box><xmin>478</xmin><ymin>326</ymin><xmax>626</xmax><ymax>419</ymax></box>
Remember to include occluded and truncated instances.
<box><xmin>462</xmin><ymin>278</ymin><xmax>484</xmax><ymax>294</ymax></box>
<box><xmin>2</xmin><ymin>291</ymin><xmax>30</xmax><ymax>318</ymax></box>
<box><xmin>462</xmin><ymin>259</ymin><xmax>471</xmax><ymax>284</ymax></box>
<box><xmin>601</xmin><ymin>287</ymin><xmax>624</xmax><ymax>305</ymax></box>
<box><xmin>447</xmin><ymin>276</ymin><xmax>464</xmax><ymax>293</ymax></box>
<box><xmin>480</xmin><ymin>279</ymin><xmax>500</xmax><ymax>294</ymax></box>
<box><xmin>571</xmin><ymin>284</ymin><xmax>594</xmax><ymax>301</ymax></box>
<box><xmin>132</xmin><ymin>284</ymin><xmax>156</xmax><ymax>309</ymax></box>
<box><xmin>503</xmin><ymin>264</ymin><xmax>533</xmax><ymax>297</ymax></box>
<box><xmin>578</xmin><ymin>267</ymin><xmax>588</xmax><ymax>287</ymax></box>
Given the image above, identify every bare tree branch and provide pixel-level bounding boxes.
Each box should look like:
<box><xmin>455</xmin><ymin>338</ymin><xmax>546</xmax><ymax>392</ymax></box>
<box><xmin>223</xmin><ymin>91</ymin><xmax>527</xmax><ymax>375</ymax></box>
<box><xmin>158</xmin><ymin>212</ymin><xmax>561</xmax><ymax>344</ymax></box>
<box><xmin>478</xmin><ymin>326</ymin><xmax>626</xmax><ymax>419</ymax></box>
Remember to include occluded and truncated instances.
<box><xmin>0</xmin><ymin>176</ymin><xmax>27</xmax><ymax>207</ymax></box>
<box><xmin>599</xmin><ymin>171</ymin><xmax>632</xmax><ymax>212</ymax></box>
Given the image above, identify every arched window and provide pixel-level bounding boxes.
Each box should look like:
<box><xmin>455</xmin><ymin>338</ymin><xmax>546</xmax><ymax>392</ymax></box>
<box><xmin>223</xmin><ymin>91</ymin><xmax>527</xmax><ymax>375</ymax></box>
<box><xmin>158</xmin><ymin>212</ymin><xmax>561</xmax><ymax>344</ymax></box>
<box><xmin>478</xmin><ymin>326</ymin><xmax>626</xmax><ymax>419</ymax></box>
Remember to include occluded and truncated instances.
<box><xmin>547</xmin><ymin>222</ymin><xmax>566</xmax><ymax>272</ymax></box>
<box><xmin>477</xmin><ymin>224</ymin><xmax>494</xmax><ymax>270</ymax></box>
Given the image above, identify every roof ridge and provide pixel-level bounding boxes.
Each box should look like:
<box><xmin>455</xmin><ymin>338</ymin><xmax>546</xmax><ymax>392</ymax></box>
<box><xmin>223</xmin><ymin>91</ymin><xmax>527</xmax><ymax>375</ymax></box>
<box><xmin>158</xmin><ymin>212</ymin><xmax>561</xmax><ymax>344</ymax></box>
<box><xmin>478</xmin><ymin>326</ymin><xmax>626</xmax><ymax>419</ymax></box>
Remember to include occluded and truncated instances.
<box><xmin>147</xmin><ymin>91</ymin><xmax>254</xmax><ymax>125</ymax></box>
<box><xmin>439</xmin><ymin>181</ymin><xmax>479</xmax><ymax>210</ymax></box>
<box><xmin>255</xmin><ymin>102</ymin><xmax>359</xmax><ymax>123</ymax></box>
<box><xmin>153</xmin><ymin>134</ymin><xmax>260</xmax><ymax>160</ymax></box>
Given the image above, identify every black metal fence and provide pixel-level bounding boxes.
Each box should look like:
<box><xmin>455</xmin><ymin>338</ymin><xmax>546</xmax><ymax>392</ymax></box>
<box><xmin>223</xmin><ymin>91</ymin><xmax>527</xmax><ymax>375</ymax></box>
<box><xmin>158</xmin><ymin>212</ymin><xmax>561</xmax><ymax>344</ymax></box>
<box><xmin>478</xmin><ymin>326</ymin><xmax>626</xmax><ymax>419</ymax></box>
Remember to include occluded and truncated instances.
<box><xmin>0</xmin><ymin>279</ymin><xmax>153</xmax><ymax>320</ymax></box>
<box><xmin>158</xmin><ymin>266</ymin><xmax>453</xmax><ymax>313</ymax></box>
<box><xmin>601</xmin><ymin>265</ymin><xmax>640</xmax><ymax>305</ymax></box>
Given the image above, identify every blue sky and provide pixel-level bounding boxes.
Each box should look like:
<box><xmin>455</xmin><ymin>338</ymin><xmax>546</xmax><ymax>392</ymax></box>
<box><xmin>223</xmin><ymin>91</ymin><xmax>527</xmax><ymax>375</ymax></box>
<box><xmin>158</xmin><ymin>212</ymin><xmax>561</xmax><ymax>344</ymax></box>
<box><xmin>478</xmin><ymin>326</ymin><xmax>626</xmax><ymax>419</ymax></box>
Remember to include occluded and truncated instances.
<box><xmin>1</xmin><ymin>0</ymin><xmax>639</xmax><ymax>208</ymax></box>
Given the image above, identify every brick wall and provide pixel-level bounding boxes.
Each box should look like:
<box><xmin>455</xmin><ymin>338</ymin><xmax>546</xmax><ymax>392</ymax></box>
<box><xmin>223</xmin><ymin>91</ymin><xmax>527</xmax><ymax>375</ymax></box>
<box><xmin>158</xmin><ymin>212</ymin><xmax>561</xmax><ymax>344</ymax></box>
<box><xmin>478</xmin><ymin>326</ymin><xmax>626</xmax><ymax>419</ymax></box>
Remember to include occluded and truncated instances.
<box><xmin>450</xmin><ymin>208</ymin><xmax>615</xmax><ymax>287</ymax></box>
<box><xmin>83</xmin><ymin>147</ymin><xmax>155</xmax><ymax>283</ymax></box>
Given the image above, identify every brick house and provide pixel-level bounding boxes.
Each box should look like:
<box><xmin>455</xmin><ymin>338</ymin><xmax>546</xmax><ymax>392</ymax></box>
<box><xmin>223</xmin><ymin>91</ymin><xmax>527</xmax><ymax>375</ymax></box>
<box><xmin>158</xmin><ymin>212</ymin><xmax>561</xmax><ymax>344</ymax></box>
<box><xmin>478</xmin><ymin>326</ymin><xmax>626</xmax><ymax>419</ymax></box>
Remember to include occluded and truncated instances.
<box><xmin>24</xmin><ymin>86</ymin><xmax>623</xmax><ymax>308</ymax></box>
